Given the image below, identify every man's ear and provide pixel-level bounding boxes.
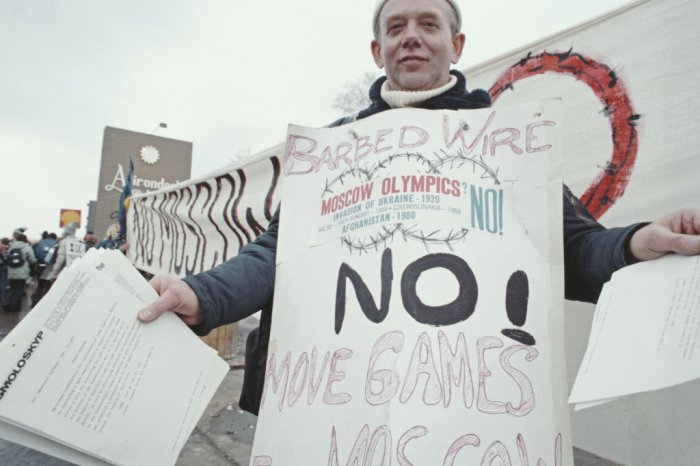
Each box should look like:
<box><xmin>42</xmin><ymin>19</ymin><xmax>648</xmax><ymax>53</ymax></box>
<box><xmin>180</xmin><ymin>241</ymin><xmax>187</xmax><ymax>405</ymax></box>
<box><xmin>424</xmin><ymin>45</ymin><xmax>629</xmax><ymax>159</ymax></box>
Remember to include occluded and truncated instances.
<box><xmin>371</xmin><ymin>40</ymin><xmax>384</xmax><ymax>68</ymax></box>
<box><xmin>451</xmin><ymin>32</ymin><xmax>466</xmax><ymax>64</ymax></box>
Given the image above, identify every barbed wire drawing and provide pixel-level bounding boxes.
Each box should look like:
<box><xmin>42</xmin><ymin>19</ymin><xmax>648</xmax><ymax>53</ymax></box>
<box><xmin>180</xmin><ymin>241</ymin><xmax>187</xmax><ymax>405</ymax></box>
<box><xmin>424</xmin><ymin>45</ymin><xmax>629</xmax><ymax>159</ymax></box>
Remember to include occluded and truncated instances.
<box><xmin>321</xmin><ymin>148</ymin><xmax>506</xmax><ymax>198</ymax></box>
<box><xmin>340</xmin><ymin>224</ymin><xmax>470</xmax><ymax>254</ymax></box>
<box><xmin>324</xmin><ymin>149</ymin><xmax>506</xmax><ymax>254</ymax></box>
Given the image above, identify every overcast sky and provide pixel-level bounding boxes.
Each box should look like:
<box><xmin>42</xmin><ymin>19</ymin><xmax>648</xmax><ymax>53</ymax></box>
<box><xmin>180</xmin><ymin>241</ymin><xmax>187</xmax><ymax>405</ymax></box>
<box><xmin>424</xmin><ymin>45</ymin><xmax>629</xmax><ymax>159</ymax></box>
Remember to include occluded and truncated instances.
<box><xmin>1</xmin><ymin>0</ymin><xmax>630</xmax><ymax>239</ymax></box>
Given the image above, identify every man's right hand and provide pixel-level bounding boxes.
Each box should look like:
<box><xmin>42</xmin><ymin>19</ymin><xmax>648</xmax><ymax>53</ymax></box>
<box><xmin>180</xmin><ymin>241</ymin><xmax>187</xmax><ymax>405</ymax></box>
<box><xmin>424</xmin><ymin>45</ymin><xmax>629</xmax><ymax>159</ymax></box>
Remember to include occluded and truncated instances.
<box><xmin>137</xmin><ymin>276</ymin><xmax>204</xmax><ymax>327</ymax></box>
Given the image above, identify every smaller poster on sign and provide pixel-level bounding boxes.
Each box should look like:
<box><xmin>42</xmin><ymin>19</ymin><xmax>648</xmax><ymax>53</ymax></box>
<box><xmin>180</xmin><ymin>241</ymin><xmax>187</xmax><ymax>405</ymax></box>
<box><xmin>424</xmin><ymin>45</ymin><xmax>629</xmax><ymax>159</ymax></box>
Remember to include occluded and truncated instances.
<box><xmin>59</xmin><ymin>209</ymin><xmax>81</xmax><ymax>228</ymax></box>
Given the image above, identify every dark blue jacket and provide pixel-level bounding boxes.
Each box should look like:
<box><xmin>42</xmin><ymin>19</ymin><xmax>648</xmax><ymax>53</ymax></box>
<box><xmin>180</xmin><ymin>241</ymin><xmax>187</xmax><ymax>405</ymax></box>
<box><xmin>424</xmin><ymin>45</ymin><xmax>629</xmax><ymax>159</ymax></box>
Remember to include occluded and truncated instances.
<box><xmin>33</xmin><ymin>238</ymin><xmax>57</xmax><ymax>263</ymax></box>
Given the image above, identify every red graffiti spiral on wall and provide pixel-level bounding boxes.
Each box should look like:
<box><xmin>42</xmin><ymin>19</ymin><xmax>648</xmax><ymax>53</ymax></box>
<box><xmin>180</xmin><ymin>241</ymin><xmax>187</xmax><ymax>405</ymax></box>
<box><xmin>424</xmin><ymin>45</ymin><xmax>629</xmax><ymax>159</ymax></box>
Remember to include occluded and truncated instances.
<box><xmin>489</xmin><ymin>49</ymin><xmax>640</xmax><ymax>219</ymax></box>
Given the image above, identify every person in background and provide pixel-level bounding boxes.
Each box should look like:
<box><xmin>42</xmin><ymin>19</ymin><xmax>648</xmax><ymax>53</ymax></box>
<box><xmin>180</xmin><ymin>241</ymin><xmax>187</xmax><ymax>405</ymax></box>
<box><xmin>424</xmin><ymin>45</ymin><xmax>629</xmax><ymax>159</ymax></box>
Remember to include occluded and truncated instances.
<box><xmin>11</xmin><ymin>227</ymin><xmax>27</xmax><ymax>241</ymax></box>
<box><xmin>0</xmin><ymin>238</ymin><xmax>10</xmax><ymax>308</ymax></box>
<box><xmin>33</xmin><ymin>231</ymin><xmax>57</xmax><ymax>275</ymax></box>
<box><xmin>95</xmin><ymin>224</ymin><xmax>124</xmax><ymax>250</ymax></box>
<box><xmin>5</xmin><ymin>233</ymin><xmax>36</xmax><ymax>312</ymax></box>
<box><xmin>32</xmin><ymin>232</ymin><xmax>58</xmax><ymax>306</ymax></box>
<box><xmin>47</xmin><ymin>222</ymin><xmax>84</xmax><ymax>281</ymax></box>
<box><xmin>96</xmin><ymin>224</ymin><xmax>130</xmax><ymax>255</ymax></box>
<box><xmin>83</xmin><ymin>233</ymin><xmax>99</xmax><ymax>252</ymax></box>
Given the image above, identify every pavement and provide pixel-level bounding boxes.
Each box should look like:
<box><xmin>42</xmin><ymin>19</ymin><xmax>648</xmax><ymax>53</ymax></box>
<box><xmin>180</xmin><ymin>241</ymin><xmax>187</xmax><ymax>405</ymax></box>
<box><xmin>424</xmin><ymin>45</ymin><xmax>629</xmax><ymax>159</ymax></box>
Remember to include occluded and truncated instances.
<box><xmin>0</xmin><ymin>285</ymin><xmax>621</xmax><ymax>466</ymax></box>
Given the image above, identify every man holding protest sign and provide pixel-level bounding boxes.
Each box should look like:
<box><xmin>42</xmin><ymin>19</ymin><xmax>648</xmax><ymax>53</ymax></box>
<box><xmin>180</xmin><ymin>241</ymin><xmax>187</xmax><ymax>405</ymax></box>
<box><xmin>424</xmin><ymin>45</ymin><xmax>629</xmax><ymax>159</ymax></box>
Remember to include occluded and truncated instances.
<box><xmin>138</xmin><ymin>0</ymin><xmax>700</xmax><ymax>423</ymax></box>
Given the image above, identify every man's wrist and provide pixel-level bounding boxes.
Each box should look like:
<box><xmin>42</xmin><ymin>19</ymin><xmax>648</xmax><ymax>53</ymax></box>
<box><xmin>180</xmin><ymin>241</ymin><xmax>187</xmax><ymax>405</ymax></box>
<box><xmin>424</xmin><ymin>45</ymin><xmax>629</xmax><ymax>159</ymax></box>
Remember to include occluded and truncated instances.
<box><xmin>623</xmin><ymin>222</ymin><xmax>651</xmax><ymax>265</ymax></box>
<box><xmin>188</xmin><ymin>320</ymin><xmax>208</xmax><ymax>336</ymax></box>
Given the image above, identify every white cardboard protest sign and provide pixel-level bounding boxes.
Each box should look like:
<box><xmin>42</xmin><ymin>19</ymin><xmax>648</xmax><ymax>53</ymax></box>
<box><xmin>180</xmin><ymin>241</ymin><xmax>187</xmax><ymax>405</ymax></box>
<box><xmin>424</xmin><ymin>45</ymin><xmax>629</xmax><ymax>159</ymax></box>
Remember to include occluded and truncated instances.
<box><xmin>250</xmin><ymin>103</ymin><xmax>571</xmax><ymax>465</ymax></box>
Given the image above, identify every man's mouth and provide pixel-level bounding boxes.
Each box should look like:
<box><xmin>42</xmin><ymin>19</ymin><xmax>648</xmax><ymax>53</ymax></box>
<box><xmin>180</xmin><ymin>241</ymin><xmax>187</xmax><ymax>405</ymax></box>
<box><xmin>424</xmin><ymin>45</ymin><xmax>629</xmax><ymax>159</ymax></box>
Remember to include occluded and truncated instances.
<box><xmin>400</xmin><ymin>56</ymin><xmax>427</xmax><ymax>64</ymax></box>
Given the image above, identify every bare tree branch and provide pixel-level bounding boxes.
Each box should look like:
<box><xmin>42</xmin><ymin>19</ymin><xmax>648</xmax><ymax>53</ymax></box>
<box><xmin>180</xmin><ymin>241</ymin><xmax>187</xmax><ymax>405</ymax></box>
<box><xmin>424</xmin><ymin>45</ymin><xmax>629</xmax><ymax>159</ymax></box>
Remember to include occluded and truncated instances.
<box><xmin>331</xmin><ymin>71</ymin><xmax>378</xmax><ymax>115</ymax></box>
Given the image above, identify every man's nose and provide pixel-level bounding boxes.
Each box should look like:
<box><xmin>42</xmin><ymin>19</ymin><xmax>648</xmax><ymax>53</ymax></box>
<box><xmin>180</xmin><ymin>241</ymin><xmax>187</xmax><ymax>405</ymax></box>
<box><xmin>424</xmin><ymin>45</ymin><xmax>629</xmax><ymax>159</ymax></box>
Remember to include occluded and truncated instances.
<box><xmin>401</xmin><ymin>22</ymin><xmax>422</xmax><ymax>48</ymax></box>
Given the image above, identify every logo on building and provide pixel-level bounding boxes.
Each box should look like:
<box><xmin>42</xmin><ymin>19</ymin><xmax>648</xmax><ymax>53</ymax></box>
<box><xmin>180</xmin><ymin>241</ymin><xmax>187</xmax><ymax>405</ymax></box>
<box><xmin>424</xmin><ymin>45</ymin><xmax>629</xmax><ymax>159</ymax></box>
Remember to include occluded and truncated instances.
<box><xmin>140</xmin><ymin>145</ymin><xmax>160</xmax><ymax>165</ymax></box>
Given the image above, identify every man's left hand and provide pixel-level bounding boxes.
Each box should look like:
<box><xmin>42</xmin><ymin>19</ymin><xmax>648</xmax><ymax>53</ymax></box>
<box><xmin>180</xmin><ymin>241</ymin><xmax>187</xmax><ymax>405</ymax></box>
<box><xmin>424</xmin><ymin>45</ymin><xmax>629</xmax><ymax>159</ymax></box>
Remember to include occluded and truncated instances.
<box><xmin>629</xmin><ymin>208</ymin><xmax>700</xmax><ymax>261</ymax></box>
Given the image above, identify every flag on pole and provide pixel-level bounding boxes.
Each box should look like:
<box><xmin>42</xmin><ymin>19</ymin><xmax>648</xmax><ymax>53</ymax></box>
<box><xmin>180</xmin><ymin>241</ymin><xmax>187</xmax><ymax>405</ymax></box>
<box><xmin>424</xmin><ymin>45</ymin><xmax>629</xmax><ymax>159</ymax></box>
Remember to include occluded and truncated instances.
<box><xmin>118</xmin><ymin>156</ymin><xmax>134</xmax><ymax>241</ymax></box>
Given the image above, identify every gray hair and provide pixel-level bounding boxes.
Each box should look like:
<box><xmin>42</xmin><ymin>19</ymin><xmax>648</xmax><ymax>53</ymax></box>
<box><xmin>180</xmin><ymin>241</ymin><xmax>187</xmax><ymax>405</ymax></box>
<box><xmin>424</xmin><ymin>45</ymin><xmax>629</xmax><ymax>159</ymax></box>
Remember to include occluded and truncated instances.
<box><xmin>372</xmin><ymin>0</ymin><xmax>462</xmax><ymax>41</ymax></box>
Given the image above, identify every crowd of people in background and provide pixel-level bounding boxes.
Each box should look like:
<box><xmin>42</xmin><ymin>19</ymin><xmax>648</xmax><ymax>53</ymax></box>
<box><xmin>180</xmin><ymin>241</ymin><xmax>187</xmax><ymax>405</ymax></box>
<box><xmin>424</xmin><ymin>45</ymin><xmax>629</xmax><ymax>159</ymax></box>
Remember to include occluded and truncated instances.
<box><xmin>0</xmin><ymin>222</ymin><xmax>126</xmax><ymax>312</ymax></box>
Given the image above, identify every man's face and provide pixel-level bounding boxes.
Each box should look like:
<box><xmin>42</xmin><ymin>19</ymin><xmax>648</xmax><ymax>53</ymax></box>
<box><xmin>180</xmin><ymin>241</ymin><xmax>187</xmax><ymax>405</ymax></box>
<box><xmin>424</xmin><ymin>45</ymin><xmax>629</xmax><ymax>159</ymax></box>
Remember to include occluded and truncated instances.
<box><xmin>371</xmin><ymin>0</ymin><xmax>465</xmax><ymax>92</ymax></box>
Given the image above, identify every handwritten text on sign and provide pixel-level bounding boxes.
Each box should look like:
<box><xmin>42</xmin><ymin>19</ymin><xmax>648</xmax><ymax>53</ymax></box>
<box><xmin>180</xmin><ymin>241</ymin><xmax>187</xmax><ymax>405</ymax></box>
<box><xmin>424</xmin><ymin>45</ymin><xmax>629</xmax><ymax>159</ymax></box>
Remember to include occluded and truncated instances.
<box><xmin>288</xmin><ymin>111</ymin><xmax>553</xmax><ymax>245</ymax></box>
<box><xmin>252</xmin><ymin>104</ymin><xmax>571</xmax><ymax>465</ymax></box>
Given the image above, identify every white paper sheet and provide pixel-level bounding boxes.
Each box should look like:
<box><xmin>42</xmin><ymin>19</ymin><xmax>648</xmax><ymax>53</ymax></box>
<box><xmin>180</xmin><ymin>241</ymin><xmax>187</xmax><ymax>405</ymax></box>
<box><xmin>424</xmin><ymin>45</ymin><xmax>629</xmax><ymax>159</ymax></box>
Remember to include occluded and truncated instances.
<box><xmin>569</xmin><ymin>254</ymin><xmax>700</xmax><ymax>409</ymax></box>
<box><xmin>0</xmin><ymin>249</ymin><xmax>229</xmax><ymax>465</ymax></box>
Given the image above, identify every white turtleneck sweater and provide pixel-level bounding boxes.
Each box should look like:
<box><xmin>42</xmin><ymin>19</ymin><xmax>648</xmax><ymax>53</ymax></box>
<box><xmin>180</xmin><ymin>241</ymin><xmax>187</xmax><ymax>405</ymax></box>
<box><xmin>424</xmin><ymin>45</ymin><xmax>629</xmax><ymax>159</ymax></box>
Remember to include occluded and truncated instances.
<box><xmin>380</xmin><ymin>74</ymin><xmax>458</xmax><ymax>108</ymax></box>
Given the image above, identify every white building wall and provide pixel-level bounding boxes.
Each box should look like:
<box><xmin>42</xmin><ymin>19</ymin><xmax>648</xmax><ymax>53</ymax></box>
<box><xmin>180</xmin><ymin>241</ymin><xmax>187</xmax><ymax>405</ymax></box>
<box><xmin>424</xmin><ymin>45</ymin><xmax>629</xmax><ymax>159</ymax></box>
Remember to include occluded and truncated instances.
<box><xmin>464</xmin><ymin>0</ymin><xmax>700</xmax><ymax>463</ymax></box>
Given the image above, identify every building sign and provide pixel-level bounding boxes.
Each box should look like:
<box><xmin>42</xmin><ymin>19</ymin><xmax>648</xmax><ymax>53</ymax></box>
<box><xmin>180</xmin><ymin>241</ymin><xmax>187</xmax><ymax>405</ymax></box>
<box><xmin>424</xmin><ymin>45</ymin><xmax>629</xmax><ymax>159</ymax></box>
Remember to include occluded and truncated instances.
<box><xmin>94</xmin><ymin>127</ymin><xmax>192</xmax><ymax>238</ymax></box>
<box><xmin>59</xmin><ymin>209</ymin><xmax>81</xmax><ymax>228</ymax></box>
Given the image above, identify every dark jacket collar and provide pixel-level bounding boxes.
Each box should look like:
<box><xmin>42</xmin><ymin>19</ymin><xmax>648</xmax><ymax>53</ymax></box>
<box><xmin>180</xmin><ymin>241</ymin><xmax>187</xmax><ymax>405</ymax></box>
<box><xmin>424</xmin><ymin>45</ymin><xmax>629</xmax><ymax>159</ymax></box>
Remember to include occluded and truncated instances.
<box><xmin>356</xmin><ymin>69</ymin><xmax>492</xmax><ymax>120</ymax></box>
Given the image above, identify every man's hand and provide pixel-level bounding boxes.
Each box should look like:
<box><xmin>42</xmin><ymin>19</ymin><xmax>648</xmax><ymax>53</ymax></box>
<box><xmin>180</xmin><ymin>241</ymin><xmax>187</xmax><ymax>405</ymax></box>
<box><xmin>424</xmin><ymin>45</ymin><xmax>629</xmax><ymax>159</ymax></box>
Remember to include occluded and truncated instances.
<box><xmin>137</xmin><ymin>275</ymin><xmax>204</xmax><ymax>326</ymax></box>
<box><xmin>629</xmin><ymin>208</ymin><xmax>700</xmax><ymax>262</ymax></box>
